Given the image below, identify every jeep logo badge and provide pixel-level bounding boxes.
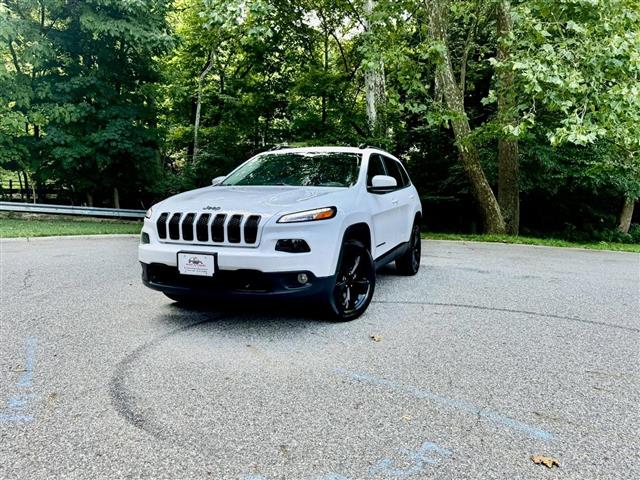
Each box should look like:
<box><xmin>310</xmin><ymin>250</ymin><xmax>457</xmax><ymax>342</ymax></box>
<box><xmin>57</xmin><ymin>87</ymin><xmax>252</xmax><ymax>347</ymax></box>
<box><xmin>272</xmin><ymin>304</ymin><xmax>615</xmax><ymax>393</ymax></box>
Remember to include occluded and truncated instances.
<box><xmin>203</xmin><ymin>206</ymin><xmax>221</xmax><ymax>211</ymax></box>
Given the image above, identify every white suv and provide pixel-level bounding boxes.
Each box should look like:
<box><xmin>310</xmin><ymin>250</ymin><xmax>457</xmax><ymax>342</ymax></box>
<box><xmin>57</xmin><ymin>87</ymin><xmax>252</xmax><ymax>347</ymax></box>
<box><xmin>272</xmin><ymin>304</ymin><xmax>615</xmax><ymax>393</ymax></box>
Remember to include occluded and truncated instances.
<box><xmin>139</xmin><ymin>146</ymin><xmax>422</xmax><ymax>320</ymax></box>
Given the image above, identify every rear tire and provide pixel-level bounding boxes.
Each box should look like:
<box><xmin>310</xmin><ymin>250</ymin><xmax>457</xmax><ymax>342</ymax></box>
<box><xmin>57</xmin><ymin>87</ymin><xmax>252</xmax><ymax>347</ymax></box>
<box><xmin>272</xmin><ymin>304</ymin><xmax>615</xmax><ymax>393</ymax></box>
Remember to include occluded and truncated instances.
<box><xmin>395</xmin><ymin>222</ymin><xmax>421</xmax><ymax>276</ymax></box>
<box><xmin>326</xmin><ymin>240</ymin><xmax>376</xmax><ymax>321</ymax></box>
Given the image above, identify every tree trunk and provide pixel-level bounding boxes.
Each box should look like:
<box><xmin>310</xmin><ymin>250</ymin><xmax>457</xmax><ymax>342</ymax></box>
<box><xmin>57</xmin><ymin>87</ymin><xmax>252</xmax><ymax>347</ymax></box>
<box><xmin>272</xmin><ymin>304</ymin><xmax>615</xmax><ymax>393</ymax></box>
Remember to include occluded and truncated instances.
<box><xmin>322</xmin><ymin>28</ymin><xmax>328</xmax><ymax>125</ymax></box>
<box><xmin>364</xmin><ymin>0</ymin><xmax>386</xmax><ymax>135</ymax></box>
<box><xmin>427</xmin><ymin>0</ymin><xmax>506</xmax><ymax>233</ymax></box>
<box><xmin>193</xmin><ymin>50</ymin><xmax>215</xmax><ymax>162</ymax></box>
<box><xmin>113</xmin><ymin>187</ymin><xmax>120</xmax><ymax>209</ymax></box>
<box><xmin>86</xmin><ymin>193</ymin><xmax>94</xmax><ymax>207</ymax></box>
<box><xmin>618</xmin><ymin>197</ymin><xmax>635</xmax><ymax>234</ymax></box>
<box><xmin>496</xmin><ymin>1</ymin><xmax>519</xmax><ymax>235</ymax></box>
<box><xmin>18</xmin><ymin>171</ymin><xmax>24</xmax><ymax>201</ymax></box>
<box><xmin>19</xmin><ymin>168</ymin><xmax>36</xmax><ymax>204</ymax></box>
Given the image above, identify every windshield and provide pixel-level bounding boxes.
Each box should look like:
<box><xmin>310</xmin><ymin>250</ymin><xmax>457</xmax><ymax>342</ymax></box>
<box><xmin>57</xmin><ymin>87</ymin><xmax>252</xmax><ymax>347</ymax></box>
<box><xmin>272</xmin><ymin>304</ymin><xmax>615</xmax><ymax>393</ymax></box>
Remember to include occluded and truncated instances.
<box><xmin>221</xmin><ymin>152</ymin><xmax>361</xmax><ymax>187</ymax></box>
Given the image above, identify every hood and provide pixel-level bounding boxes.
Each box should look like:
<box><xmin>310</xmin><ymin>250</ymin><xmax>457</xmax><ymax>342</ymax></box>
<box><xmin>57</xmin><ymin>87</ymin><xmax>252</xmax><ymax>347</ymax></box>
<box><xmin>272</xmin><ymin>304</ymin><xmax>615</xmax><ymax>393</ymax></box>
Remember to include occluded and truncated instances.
<box><xmin>155</xmin><ymin>185</ymin><xmax>348</xmax><ymax>217</ymax></box>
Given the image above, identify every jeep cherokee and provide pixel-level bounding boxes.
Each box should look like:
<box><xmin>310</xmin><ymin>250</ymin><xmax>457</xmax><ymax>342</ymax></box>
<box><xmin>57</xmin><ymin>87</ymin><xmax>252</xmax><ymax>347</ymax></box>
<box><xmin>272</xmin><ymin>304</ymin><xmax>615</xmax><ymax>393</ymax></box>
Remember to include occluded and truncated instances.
<box><xmin>139</xmin><ymin>146</ymin><xmax>422</xmax><ymax>320</ymax></box>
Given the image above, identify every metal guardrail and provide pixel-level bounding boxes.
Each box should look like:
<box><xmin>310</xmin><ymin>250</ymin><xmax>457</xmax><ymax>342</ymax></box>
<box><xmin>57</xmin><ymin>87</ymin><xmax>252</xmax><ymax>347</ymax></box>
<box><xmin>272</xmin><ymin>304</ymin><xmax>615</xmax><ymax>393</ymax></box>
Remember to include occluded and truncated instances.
<box><xmin>0</xmin><ymin>201</ymin><xmax>145</xmax><ymax>219</ymax></box>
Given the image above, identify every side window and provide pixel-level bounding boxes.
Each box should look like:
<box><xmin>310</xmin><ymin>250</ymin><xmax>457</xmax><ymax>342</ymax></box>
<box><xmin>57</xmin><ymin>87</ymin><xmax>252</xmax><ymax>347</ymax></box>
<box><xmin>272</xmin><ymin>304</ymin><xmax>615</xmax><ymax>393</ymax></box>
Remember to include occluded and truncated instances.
<box><xmin>398</xmin><ymin>161</ymin><xmax>411</xmax><ymax>186</ymax></box>
<box><xmin>367</xmin><ymin>154</ymin><xmax>387</xmax><ymax>186</ymax></box>
<box><xmin>382</xmin><ymin>156</ymin><xmax>407</xmax><ymax>188</ymax></box>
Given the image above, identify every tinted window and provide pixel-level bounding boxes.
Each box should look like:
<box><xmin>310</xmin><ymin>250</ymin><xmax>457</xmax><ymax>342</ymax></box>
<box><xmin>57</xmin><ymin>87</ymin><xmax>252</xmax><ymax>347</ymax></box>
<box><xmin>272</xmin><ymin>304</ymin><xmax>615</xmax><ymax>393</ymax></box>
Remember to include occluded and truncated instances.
<box><xmin>222</xmin><ymin>152</ymin><xmax>361</xmax><ymax>187</ymax></box>
<box><xmin>382</xmin><ymin>157</ymin><xmax>408</xmax><ymax>188</ymax></box>
<box><xmin>367</xmin><ymin>154</ymin><xmax>387</xmax><ymax>186</ymax></box>
<box><xmin>398</xmin><ymin>161</ymin><xmax>411</xmax><ymax>185</ymax></box>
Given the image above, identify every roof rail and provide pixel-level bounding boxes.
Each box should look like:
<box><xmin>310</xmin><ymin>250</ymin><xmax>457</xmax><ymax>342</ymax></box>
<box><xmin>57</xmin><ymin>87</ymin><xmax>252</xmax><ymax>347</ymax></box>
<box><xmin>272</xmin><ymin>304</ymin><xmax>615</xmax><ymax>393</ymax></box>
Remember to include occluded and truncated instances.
<box><xmin>358</xmin><ymin>144</ymin><xmax>383</xmax><ymax>150</ymax></box>
<box><xmin>269</xmin><ymin>143</ymin><xmax>288</xmax><ymax>151</ymax></box>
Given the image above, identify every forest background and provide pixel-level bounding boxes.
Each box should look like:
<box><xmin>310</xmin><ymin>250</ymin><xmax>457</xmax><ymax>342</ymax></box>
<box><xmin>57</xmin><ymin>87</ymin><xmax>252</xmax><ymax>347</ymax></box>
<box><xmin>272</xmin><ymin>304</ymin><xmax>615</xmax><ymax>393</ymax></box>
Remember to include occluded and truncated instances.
<box><xmin>1</xmin><ymin>0</ymin><xmax>639</xmax><ymax>242</ymax></box>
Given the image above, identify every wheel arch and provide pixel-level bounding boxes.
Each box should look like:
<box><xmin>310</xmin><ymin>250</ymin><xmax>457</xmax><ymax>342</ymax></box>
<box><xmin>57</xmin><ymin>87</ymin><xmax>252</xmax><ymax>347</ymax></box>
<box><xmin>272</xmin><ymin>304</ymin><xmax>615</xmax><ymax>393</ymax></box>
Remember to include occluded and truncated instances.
<box><xmin>342</xmin><ymin>222</ymin><xmax>372</xmax><ymax>253</ymax></box>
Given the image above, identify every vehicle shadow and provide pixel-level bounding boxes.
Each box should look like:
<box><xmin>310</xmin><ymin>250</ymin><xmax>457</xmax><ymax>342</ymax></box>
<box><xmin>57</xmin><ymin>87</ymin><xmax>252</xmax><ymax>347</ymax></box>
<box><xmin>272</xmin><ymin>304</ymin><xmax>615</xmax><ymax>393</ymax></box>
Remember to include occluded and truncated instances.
<box><xmin>155</xmin><ymin>297</ymin><xmax>334</xmax><ymax>331</ymax></box>
<box><xmin>153</xmin><ymin>265</ymin><xmax>400</xmax><ymax>330</ymax></box>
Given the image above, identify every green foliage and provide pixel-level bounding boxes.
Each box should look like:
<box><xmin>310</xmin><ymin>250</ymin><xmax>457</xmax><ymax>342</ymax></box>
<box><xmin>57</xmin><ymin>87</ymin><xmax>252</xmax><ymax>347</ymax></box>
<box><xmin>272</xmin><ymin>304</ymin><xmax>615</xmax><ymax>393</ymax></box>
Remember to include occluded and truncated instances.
<box><xmin>1</xmin><ymin>0</ymin><xmax>637</xmax><ymax>240</ymax></box>
<box><xmin>495</xmin><ymin>0</ymin><xmax>640</xmax><ymax>199</ymax></box>
<box><xmin>0</xmin><ymin>0</ymin><xmax>171</xmax><ymax>203</ymax></box>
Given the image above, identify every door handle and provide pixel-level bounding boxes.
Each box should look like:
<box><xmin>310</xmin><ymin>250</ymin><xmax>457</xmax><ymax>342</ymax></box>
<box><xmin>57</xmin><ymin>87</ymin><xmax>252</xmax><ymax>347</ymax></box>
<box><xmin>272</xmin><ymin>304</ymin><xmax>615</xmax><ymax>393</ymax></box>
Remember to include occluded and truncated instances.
<box><xmin>392</xmin><ymin>198</ymin><xmax>399</xmax><ymax>205</ymax></box>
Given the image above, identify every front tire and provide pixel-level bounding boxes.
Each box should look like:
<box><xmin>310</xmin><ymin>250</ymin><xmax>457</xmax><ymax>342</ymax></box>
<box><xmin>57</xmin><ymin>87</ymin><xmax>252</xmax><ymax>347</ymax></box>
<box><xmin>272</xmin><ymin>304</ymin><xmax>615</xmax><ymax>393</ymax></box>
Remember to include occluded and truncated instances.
<box><xmin>327</xmin><ymin>240</ymin><xmax>376</xmax><ymax>321</ymax></box>
<box><xmin>396</xmin><ymin>223</ymin><xmax>421</xmax><ymax>275</ymax></box>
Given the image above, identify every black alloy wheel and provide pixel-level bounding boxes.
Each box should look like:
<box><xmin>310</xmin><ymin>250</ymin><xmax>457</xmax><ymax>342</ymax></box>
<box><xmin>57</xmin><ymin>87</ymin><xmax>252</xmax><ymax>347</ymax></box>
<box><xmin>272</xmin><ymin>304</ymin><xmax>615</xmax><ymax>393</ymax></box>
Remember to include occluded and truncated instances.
<box><xmin>328</xmin><ymin>240</ymin><xmax>376</xmax><ymax>321</ymax></box>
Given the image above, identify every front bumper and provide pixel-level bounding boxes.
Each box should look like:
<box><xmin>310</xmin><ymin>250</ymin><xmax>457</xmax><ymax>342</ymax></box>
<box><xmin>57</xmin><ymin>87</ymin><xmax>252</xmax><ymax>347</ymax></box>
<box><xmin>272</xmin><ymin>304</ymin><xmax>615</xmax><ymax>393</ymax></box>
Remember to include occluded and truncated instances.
<box><xmin>141</xmin><ymin>262</ymin><xmax>334</xmax><ymax>300</ymax></box>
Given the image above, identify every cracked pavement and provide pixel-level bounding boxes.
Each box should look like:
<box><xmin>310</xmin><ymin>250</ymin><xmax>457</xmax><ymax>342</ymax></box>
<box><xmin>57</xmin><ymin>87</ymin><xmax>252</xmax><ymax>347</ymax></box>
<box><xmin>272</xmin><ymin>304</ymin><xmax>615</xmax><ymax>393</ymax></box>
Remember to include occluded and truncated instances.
<box><xmin>0</xmin><ymin>236</ymin><xmax>639</xmax><ymax>479</ymax></box>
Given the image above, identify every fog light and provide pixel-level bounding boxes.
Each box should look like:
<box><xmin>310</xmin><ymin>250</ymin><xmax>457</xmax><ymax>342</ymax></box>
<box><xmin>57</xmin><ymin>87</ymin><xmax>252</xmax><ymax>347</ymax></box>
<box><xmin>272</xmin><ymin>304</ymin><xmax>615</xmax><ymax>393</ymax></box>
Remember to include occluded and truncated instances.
<box><xmin>297</xmin><ymin>273</ymin><xmax>308</xmax><ymax>284</ymax></box>
<box><xmin>141</xmin><ymin>232</ymin><xmax>150</xmax><ymax>244</ymax></box>
<box><xmin>275</xmin><ymin>239</ymin><xmax>311</xmax><ymax>253</ymax></box>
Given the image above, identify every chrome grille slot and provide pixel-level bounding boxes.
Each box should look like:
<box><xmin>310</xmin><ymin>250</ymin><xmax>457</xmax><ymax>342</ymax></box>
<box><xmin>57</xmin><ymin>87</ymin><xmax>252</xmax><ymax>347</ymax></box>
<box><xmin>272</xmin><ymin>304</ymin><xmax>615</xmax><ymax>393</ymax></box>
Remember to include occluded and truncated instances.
<box><xmin>181</xmin><ymin>213</ymin><xmax>195</xmax><ymax>241</ymax></box>
<box><xmin>196</xmin><ymin>214</ymin><xmax>210</xmax><ymax>241</ymax></box>
<box><xmin>156</xmin><ymin>213</ymin><xmax>168</xmax><ymax>239</ymax></box>
<box><xmin>243</xmin><ymin>215</ymin><xmax>261</xmax><ymax>244</ymax></box>
<box><xmin>227</xmin><ymin>215</ymin><xmax>243</xmax><ymax>243</ymax></box>
<box><xmin>168</xmin><ymin>213</ymin><xmax>182</xmax><ymax>240</ymax></box>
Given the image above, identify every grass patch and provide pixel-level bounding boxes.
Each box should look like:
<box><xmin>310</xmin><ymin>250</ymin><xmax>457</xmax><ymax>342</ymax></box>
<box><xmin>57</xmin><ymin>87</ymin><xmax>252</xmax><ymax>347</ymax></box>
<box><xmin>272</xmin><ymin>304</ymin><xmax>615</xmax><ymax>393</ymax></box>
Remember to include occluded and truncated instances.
<box><xmin>422</xmin><ymin>232</ymin><xmax>640</xmax><ymax>253</ymax></box>
<box><xmin>0</xmin><ymin>213</ymin><xmax>141</xmax><ymax>238</ymax></box>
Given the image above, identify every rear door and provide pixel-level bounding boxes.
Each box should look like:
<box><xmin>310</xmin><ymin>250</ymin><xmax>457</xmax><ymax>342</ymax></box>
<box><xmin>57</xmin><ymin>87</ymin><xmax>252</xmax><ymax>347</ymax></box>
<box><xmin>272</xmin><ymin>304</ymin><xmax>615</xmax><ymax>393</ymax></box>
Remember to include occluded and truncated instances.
<box><xmin>366</xmin><ymin>153</ymin><xmax>402</xmax><ymax>258</ymax></box>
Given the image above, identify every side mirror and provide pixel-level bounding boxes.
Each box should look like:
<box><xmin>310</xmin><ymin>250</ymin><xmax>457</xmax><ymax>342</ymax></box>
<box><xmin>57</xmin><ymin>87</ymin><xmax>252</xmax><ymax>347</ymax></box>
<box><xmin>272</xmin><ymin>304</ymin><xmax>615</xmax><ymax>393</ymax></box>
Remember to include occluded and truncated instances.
<box><xmin>211</xmin><ymin>176</ymin><xmax>226</xmax><ymax>186</ymax></box>
<box><xmin>369</xmin><ymin>175</ymin><xmax>397</xmax><ymax>193</ymax></box>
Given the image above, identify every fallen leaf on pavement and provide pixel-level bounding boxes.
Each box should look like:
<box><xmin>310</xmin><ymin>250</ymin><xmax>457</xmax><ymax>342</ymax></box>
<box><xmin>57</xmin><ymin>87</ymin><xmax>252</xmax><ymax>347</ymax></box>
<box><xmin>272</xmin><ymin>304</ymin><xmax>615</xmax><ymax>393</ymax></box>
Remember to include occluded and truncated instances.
<box><xmin>401</xmin><ymin>415</ymin><xmax>412</xmax><ymax>422</ymax></box>
<box><xmin>370</xmin><ymin>335</ymin><xmax>382</xmax><ymax>342</ymax></box>
<box><xmin>531</xmin><ymin>455</ymin><xmax>560</xmax><ymax>468</ymax></box>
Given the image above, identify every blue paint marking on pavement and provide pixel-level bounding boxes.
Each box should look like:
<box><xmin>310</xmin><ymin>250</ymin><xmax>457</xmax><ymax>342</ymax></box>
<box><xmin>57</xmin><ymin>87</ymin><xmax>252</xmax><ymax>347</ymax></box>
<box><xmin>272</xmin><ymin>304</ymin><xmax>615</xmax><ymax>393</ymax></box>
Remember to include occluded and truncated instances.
<box><xmin>335</xmin><ymin>368</ymin><xmax>553</xmax><ymax>442</ymax></box>
<box><xmin>8</xmin><ymin>393</ymin><xmax>35</xmax><ymax>409</ymax></box>
<box><xmin>1</xmin><ymin>337</ymin><xmax>37</xmax><ymax>423</ymax></box>
<box><xmin>16</xmin><ymin>336</ymin><xmax>36</xmax><ymax>388</ymax></box>
<box><xmin>0</xmin><ymin>413</ymin><xmax>34</xmax><ymax>422</ymax></box>
<box><xmin>370</xmin><ymin>441</ymin><xmax>453</xmax><ymax>477</ymax></box>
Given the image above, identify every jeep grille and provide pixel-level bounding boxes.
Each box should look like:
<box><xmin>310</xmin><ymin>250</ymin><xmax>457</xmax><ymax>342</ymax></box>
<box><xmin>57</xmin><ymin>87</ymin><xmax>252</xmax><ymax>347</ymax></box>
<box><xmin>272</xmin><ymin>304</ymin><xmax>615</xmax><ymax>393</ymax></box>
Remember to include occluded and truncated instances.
<box><xmin>156</xmin><ymin>212</ymin><xmax>262</xmax><ymax>246</ymax></box>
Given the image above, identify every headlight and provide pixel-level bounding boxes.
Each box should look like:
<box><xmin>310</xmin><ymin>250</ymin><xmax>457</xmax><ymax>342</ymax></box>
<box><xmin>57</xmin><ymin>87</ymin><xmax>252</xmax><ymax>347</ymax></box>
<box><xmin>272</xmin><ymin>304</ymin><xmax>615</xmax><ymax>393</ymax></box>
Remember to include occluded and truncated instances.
<box><xmin>145</xmin><ymin>207</ymin><xmax>153</xmax><ymax>219</ymax></box>
<box><xmin>277</xmin><ymin>207</ymin><xmax>337</xmax><ymax>223</ymax></box>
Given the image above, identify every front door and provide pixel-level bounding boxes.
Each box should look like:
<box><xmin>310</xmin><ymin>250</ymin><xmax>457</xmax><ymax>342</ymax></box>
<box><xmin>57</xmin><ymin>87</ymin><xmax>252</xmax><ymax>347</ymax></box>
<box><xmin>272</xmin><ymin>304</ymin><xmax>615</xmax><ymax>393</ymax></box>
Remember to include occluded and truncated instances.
<box><xmin>366</xmin><ymin>153</ymin><xmax>403</xmax><ymax>258</ymax></box>
<box><xmin>381</xmin><ymin>155</ymin><xmax>414</xmax><ymax>246</ymax></box>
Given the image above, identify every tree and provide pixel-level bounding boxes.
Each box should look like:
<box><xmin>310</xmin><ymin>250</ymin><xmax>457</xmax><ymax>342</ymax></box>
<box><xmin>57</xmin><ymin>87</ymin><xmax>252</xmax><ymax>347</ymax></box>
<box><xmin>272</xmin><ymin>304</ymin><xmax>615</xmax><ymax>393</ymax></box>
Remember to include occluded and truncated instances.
<box><xmin>495</xmin><ymin>0</ymin><xmax>519</xmax><ymax>234</ymax></box>
<box><xmin>504</xmin><ymin>0</ymin><xmax>640</xmax><ymax>233</ymax></box>
<box><xmin>0</xmin><ymin>0</ymin><xmax>171</xmax><ymax>206</ymax></box>
<box><xmin>425</xmin><ymin>0</ymin><xmax>506</xmax><ymax>233</ymax></box>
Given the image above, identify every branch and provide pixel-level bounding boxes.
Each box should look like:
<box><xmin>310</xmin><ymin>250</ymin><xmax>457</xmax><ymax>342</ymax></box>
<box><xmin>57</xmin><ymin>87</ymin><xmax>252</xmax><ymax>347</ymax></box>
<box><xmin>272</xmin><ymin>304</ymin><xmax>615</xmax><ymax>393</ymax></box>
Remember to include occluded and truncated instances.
<box><xmin>344</xmin><ymin>0</ymin><xmax>367</xmax><ymax>29</ymax></box>
<box><xmin>8</xmin><ymin>39</ymin><xmax>22</xmax><ymax>75</ymax></box>
<box><xmin>459</xmin><ymin>0</ymin><xmax>482</xmax><ymax>95</ymax></box>
<box><xmin>38</xmin><ymin>0</ymin><xmax>45</xmax><ymax>28</ymax></box>
<box><xmin>330</xmin><ymin>31</ymin><xmax>350</xmax><ymax>73</ymax></box>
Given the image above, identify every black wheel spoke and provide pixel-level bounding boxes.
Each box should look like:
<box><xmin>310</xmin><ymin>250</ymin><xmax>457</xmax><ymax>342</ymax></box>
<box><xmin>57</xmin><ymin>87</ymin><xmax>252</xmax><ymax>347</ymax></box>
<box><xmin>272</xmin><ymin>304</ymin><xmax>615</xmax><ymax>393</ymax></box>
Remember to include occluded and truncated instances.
<box><xmin>348</xmin><ymin>255</ymin><xmax>361</xmax><ymax>277</ymax></box>
<box><xmin>352</xmin><ymin>279</ymin><xmax>370</xmax><ymax>292</ymax></box>
<box><xmin>344</xmin><ymin>285</ymin><xmax>352</xmax><ymax>307</ymax></box>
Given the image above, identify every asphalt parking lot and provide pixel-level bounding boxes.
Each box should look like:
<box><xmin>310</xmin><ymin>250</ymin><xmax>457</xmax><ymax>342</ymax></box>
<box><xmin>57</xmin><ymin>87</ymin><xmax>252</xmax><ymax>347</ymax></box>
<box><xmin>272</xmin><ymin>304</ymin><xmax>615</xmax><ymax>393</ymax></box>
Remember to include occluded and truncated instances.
<box><xmin>1</xmin><ymin>236</ymin><xmax>638</xmax><ymax>479</ymax></box>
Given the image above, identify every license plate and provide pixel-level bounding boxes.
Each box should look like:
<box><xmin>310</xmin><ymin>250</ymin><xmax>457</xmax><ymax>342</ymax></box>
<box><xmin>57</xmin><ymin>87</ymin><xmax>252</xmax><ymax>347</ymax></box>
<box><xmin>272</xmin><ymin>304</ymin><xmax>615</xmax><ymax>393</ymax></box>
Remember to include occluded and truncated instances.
<box><xmin>177</xmin><ymin>253</ymin><xmax>216</xmax><ymax>277</ymax></box>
